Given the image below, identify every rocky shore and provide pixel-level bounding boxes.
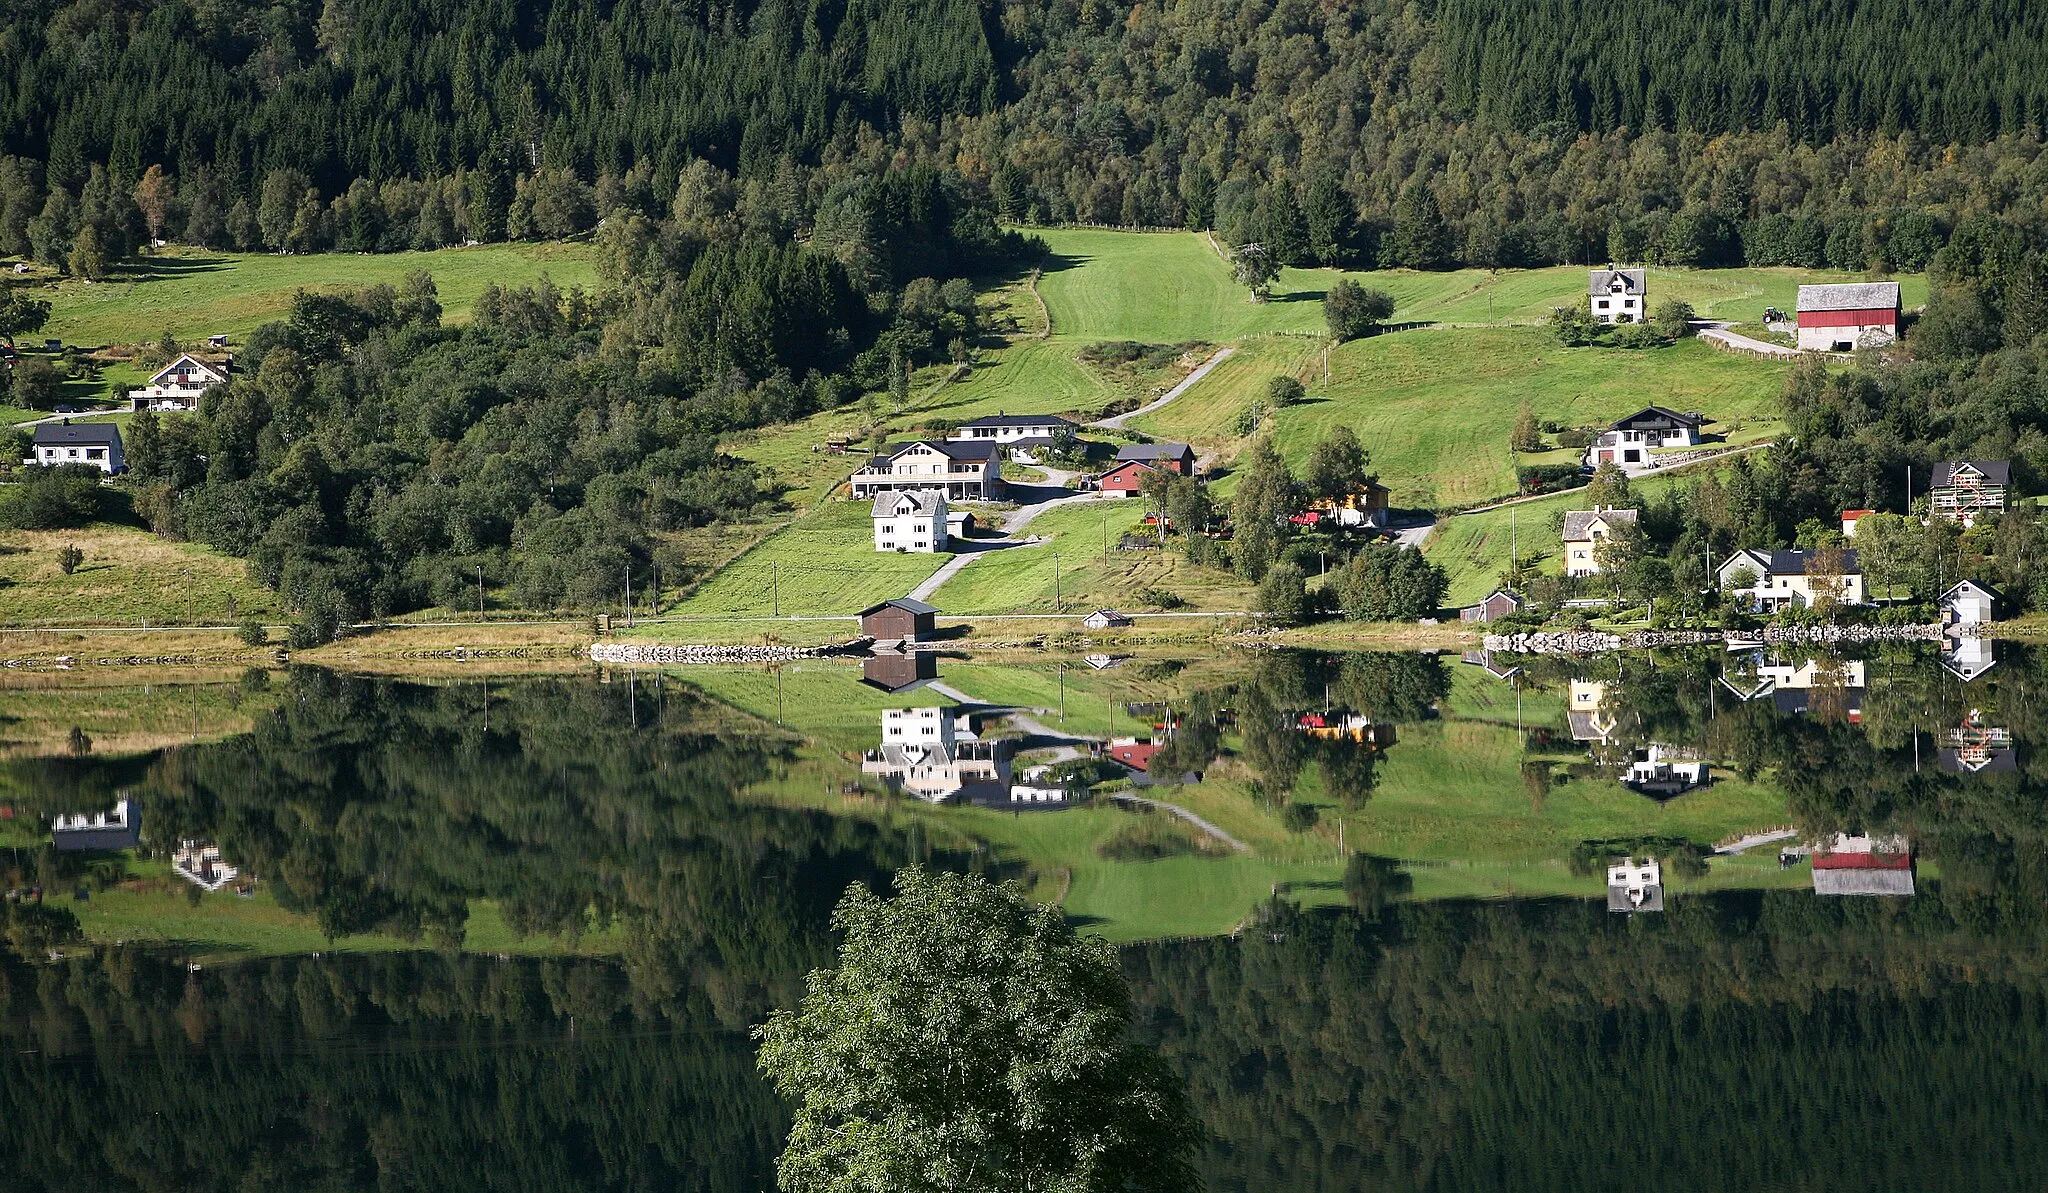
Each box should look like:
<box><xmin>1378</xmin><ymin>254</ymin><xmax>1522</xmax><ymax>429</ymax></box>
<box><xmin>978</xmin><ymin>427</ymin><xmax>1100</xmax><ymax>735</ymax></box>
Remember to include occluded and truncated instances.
<box><xmin>1484</xmin><ymin>623</ymin><xmax>1946</xmax><ymax>654</ymax></box>
<box><xmin>589</xmin><ymin>638</ymin><xmax>872</xmax><ymax>664</ymax></box>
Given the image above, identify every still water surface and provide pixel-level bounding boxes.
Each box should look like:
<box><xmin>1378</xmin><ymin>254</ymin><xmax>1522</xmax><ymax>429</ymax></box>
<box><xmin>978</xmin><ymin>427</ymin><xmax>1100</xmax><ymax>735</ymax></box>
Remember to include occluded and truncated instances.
<box><xmin>3</xmin><ymin>643</ymin><xmax>2044</xmax><ymax>1190</ymax></box>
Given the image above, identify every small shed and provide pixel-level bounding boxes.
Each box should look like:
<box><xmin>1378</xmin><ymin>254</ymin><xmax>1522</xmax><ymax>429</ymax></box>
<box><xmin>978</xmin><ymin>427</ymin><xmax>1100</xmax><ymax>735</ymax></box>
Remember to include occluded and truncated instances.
<box><xmin>858</xmin><ymin>597</ymin><xmax>939</xmax><ymax>644</ymax></box>
<box><xmin>1083</xmin><ymin>609</ymin><xmax>1132</xmax><ymax>629</ymax></box>
<box><xmin>945</xmin><ymin>510</ymin><xmax>976</xmax><ymax>538</ymax></box>
<box><xmin>1940</xmin><ymin>579</ymin><xmax>1998</xmax><ymax>627</ymax></box>
<box><xmin>1459</xmin><ymin>589</ymin><xmax>1525</xmax><ymax>623</ymax></box>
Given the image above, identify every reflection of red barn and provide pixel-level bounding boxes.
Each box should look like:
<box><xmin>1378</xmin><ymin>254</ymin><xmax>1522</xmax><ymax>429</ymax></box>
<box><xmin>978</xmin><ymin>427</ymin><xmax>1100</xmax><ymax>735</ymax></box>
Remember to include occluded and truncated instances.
<box><xmin>1812</xmin><ymin>835</ymin><xmax>1915</xmax><ymax>896</ymax></box>
<box><xmin>1109</xmin><ymin>742</ymin><xmax>1158</xmax><ymax>772</ymax></box>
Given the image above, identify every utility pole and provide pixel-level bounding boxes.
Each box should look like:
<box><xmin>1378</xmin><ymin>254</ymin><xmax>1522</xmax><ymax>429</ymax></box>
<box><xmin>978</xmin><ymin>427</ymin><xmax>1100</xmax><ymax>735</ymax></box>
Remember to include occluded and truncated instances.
<box><xmin>1052</xmin><ymin>552</ymin><xmax>1062</xmax><ymax>613</ymax></box>
<box><xmin>477</xmin><ymin>566</ymin><xmax>485</xmax><ymax>618</ymax></box>
<box><xmin>773</xmin><ymin>562</ymin><xmax>781</xmax><ymax>617</ymax></box>
<box><xmin>624</xmin><ymin>567</ymin><xmax>632</xmax><ymax>627</ymax></box>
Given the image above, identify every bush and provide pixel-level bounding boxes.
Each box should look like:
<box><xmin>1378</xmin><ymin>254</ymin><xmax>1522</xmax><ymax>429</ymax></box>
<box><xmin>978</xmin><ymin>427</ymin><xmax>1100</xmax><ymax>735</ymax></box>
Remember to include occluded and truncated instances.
<box><xmin>238</xmin><ymin>618</ymin><xmax>268</xmax><ymax>646</ymax></box>
<box><xmin>1653</xmin><ymin>299</ymin><xmax>1697</xmax><ymax>338</ymax></box>
<box><xmin>0</xmin><ymin>466</ymin><xmax>103</xmax><ymax>530</ymax></box>
<box><xmin>1516</xmin><ymin>463</ymin><xmax>1588</xmax><ymax>494</ymax></box>
<box><xmin>1333</xmin><ymin>543</ymin><xmax>1448</xmax><ymax>620</ymax></box>
<box><xmin>1266</xmin><ymin>375</ymin><xmax>1305</xmax><ymax>406</ymax></box>
<box><xmin>1281</xmin><ymin>802</ymin><xmax>1320</xmax><ymax>832</ymax></box>
<box><xmin>1255</xmin><ymin>560</ymin><xmax>1312</xmax><ymax>625</ymax></box>
<box><xmin>1554</xmin><ymin>428</ymin><xmax>1596</xmax><ymax>449</ymax></box>
<box><xmin>56</xmin><ymin>543</ymin><xmax>83</xmax><ymax>574</ymax></box>
<box><xmin>1611</xmin><ymin>322</ymin><xmax>1667</xmax><ymax>349</ymax></box>
<box><xmin>1325</xmin><ymin>279</ymin><xmax>1396</xmax><ymax>341</ymax></box>
<box><xmin>1132</xmin><ymin>585</ymin><xmax>1187</xmax><ymax>610</ymax></box>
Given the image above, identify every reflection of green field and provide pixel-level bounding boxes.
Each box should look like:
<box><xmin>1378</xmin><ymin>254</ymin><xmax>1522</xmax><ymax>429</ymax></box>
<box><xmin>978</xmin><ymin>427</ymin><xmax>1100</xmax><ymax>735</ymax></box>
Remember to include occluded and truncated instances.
<box><xmin>38</xmin><ymin>241</ymin><xmax>599</xmax><ymax>344</ymax></box>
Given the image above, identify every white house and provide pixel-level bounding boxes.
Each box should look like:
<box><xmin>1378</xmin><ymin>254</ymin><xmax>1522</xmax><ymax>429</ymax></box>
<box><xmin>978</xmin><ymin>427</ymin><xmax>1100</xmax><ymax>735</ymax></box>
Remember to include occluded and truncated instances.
<box><xmin>1940</xmin><ymin>580</ymin><xmax>1998</xmax><ymax>629</ymax></box>
<box><xmin>950</xmin><ymin>414</ymin><xmax>1077</xmax><ymax>462</ymax></box>
<box><xmin>51</xmin><ymin>798</ymin><xmax>141</xmax><ymax>852</ymax></box>
<box><xmin>1561</xmin><ymin>507</ymin><xmax>1639</xmax><ymax>576</ymax></box>
<box><xmin>1082</xmin><ymin>609</ymin><xmax>1132</xmax><ymax>629</ymax></box>
<box><xmin>1589</xmin><ymin>267</ymin><xmax>1647</xmax><ymax>325</ymax></box>
<box><xmin>1584</xmin><ymin>406</ymin><xmax>1704</xmax><ymax>467</ymax></box>
<box><xmin>849</xmin><ymin>440</ymin><xmax>1002</xmax><ymax>501</ymax></box>
<box><xmin>29</xmin><ymin>420</ymin><xmax>124</xmax><ymax>473</ymax></box>
<box><xmin>130</xmin><ymin>353</ymin><xmax>227</xmax><ymax>411</ymax></box>
<box><xmin>1606</xmin><ymin>856</ymin><xmax>1664</xmax><ymax>913</ymax></box>
<box><xmin>1623</xmin><ymin>745</ymin><xmax>1709</xmax><ymax>801</ymax></box>
<box><xmin>872</xmin><ymin>489</ymin><xmax>949</xmax><ymax>553</ymax></box>
<box><xmin>1716</xmin><ymin>548</ymin><xmax>1864</xmax><ymax>612</ymax></box>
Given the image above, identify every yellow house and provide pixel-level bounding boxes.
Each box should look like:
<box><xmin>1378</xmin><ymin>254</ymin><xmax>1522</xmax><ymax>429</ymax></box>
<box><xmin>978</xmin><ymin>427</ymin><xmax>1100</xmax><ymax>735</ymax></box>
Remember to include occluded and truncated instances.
<box><xmin>1561</xmin><ymin>507</ymin><xmax>1639</xmax><ymax>576</ymax></box>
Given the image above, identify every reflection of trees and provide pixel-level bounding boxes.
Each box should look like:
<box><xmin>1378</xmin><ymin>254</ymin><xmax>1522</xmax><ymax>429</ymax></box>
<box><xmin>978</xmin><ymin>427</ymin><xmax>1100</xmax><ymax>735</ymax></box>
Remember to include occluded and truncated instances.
<box><xmin>54</xmin><ymin>668</ymin><xmax>945</xmax><ymax>1021</ymax></box>
<box><xmin>0</xmin><ymin>949</ymin><xmax>782</xmax><ymax>1192</ymax></box>
<box><xmin>1129</xmin><ymin>892</ymin><xmax>2048</xmax><ymax>1193</ymax></box>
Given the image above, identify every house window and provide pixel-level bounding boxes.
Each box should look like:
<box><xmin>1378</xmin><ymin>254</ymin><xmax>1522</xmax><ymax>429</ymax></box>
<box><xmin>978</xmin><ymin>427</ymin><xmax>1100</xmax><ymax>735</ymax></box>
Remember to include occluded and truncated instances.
<box><xmin>1596</xmin><ymin>300</ymin><xmax>1610</xmax><ymax>310</ymax></box>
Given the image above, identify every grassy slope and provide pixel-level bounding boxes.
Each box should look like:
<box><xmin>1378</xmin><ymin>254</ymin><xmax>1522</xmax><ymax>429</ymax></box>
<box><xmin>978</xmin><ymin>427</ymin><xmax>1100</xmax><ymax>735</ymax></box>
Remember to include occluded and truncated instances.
<box><xmin>1425</xmin><ymin>471</ymin><xmax>1693</xmax><ymax>604</ymax></box>
<box><xmin>0</xmin><ymin>524</ymin><xmax>284</xmax><ymax>625</ymax></box>
<box><xmin>672</xmin><ymin>500</ymin><xmax>954</xmax><ymax>616</ymax></box>
<box><xmin>1143</xmin><ymin>327</ymin><xmax>1789</xmax><ymax>508</ymax></box>
<box><xmin>38</xmin><ymin>242</ymin><xmax>600</xmax><ymax>345</ymax></box>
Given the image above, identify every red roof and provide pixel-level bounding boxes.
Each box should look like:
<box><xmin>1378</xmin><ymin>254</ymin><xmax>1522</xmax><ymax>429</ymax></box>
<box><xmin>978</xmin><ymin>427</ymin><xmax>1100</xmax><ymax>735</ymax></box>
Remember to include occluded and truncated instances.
<box><xmin>1813</xmin><ymin>850</ymin><xmax>1912</xmax><ymax>870</ymax></box>
<box><xmin>1842</xmin><ymin>509</ymin><xmax>1874</xmax><ymax>520</ymax></box>
<box><xmin>1109</xmin><ymin>742</ymin><xmax>1158</xmax><ymax>772</ymax></box>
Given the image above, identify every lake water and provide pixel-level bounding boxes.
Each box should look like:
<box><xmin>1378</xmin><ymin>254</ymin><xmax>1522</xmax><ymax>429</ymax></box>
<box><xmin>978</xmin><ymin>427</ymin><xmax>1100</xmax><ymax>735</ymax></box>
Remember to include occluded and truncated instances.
<box><xmin>3</xmin><ymin>642</ymin><xmax>2045</xmax><ymax>1190</ymax></box>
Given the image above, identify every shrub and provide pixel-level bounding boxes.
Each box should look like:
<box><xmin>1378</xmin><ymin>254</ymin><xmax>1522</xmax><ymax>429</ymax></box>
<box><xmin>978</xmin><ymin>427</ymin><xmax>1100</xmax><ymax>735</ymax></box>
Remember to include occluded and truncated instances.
<box><xmin>1281</xmin><ymin>802</ymin><xmax>1320</xmax><ymax>832</ymax></box>
<box><xmin>1325</xmin><ymin>279</ymin><xmax>1395</xmax><ymax>341</ymax></box>
<box><xmin>0</xmin><ymin>466</ymin><xmax>103</xmax><ymax>530</ymax></box>
<box><xmin>238</xmin><ymin>619</ymin><xmax>268</xmax><ymax>646</ymax></box>
<box><xmin>56</xmin><ymin>543</ymin><xmax>83</xmax><ymax>574</ymax></box>
<box><xmin>1132</xmin><ymin>585</ymin><xmax>1187</xmax><ymax>610</ymax></box>
<box><xmin>1267</xmin><ymin>375</ymin><xmax>1305</xmax><ymax>406</ymax></box>
<box><xmin>1255</xmin><ymin>560</ymin><xmax>1312</xmax><ymax>625</ymax></box>
<box><xmin>1612</xmin><ymin>322</ymin><xmax>1667</xmax><ymax>349</ymax></box>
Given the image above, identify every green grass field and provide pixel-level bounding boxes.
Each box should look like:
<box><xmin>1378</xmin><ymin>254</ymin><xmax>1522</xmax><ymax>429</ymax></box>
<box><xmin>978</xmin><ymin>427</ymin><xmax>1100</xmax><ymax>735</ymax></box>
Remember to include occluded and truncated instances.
<box><xmin>35</xmin><ymin>241</ymin><xmax>599</xmax><ymax>346</ymax></box>
<box><xmin>672</xmin><ymin>500</ymin><xmax>953</xmax><ymax>616</ymax></box>
<box><xmin>0</xmin><ymin>521</ymin><xmax>284</xmax><ymax>625</ymax></box>
<box><xmin>1142</xmin><ymin>327</ymin><xmax>1789</xmax><ymax>509</ymax></box>
<box><xmin>1424</xmin><ymin>471</ymin><xmax>1694</xmax><ymax>604</ymax></box>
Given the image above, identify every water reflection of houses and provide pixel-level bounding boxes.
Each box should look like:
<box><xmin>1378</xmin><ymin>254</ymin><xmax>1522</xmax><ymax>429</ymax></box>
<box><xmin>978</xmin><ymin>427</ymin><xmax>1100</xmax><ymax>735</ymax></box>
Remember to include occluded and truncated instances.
<box><xmin>861</xmin><ymin>707</ymin><xmax>1012</xmax><ymax>804</ymax></box>
<box><xmin>1811</xmin><ymin>833</ymin><xmax>1915</xmax><ymax>897</ymax></box>
<box><xmin>1459</xmin><ymin>650</ymin><xmax>1521</xmax><ymax>681</ymax></box>
<box><xmin>1938</xmin><ymin>710</ymin><xmax>2016</xmax><ymax>774</ymax></box>
<box><xmin>860</xmin><ymin>650</ymin><xmax>938</xmax><ymax>693</ymax></box>
<box><xmin>1621</xmin><ymin>746</ymin><xmax>1710</xmax><ymax>801</ymax></box>
<box><xmin>1293</xmin><ymin>712</ymin><xmax>1397</xmax><ymax>750</ymax></box>
<box><xmin>1568</xmin><ymin>680</ymin><xmax>1617</xmax><ymax>742</ymax></box>
<box><xmin>1720</xmin><ymin>655</ymin><xmax>1866</xmax><ymax>720</ymax></box>
<box><xmin>1940</xmin><ymin>635</ymin><xmax>1998</xmax><ymax>683</ymax></box>
<box><xmin>172</xmin><ymin>841</ymin><xmax>241</xmax><ymax>891</ymax></box>
<box><xmin>51</xmin><ymin>797</ymin><xmax>140</xmax><ymax>852</ymax></box>
<box><xmin>1607</xmin><ymin>857</ymin><xmax>1664</xmax><ymax>913</ymax></box>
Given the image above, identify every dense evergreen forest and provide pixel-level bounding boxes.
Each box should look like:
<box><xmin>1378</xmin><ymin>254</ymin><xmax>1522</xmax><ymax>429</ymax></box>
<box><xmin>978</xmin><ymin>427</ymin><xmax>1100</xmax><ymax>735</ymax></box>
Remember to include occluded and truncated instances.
<box><xmin>6</xmin><ymin>0</ymin><xmax>2048</xmax><ymax>272</ymax></box>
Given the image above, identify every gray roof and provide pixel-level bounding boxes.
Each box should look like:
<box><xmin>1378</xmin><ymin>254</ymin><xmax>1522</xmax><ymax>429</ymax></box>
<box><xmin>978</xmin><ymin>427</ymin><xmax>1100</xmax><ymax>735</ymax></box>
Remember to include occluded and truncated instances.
<box><xmin>1813</xmin><ymin>868</ymin><xmax>1916</xmax><ymax>896</ymax></box>
<box><xmin>1933</xmin><ymin>459</ymin><xmax>2010</xmax><ymax>487</ymax></box>
<box><xmin>858</xmin><ymin>597</ymin><xmax>940</xmax><ymax>617</ymax></box>
<box><xmin>1606</xmin><ymin>882</ymin><xmax>1665</xmax><ymax>912</ymax></box>
<box><xmin>1561</xmin><ymin>508</ymin><xmax>1638</xmax><ymax>541</ymax></box>
<box><xmin>1612</xmin><ymin>405</ymin><xmax>1703</xmax><ymax>430</ymax></box>
<box><xmin>1796</xmin><ymin>282</ymin><xmax>1902</xmax><ymax>312</ymax></box>
<box><xmin>874</xmin><ymin>440</ymin><xmax>999</xmax><ymax>464</ymax></box>
<box><xmin>872</xmin><ymin>489</ymin><xmax>945</xmax><ymax>517</ymax></box>
<box><xmin>1115</xmin><ymin>442</ymin><xmax>1194</xmax><ymax>463</ymax></box>
<box><xmin>958</xmin><ymin>414</ymin><xmax>1075</xmax><ymax>429</ymax></box>
<box><xmin>33</xmin><ymin>421</ymin><xmax>121</xmax><ymax>446</ymax></box>
<box><xmin>1591</xmin><ymin>268</ymin><xmax>1647</xmax><ymax>296</ymax></box>
<box><xmin>1764</xmin><ymin>548</ymin><xmax>1860</xmax><ymax>576</ymax></box>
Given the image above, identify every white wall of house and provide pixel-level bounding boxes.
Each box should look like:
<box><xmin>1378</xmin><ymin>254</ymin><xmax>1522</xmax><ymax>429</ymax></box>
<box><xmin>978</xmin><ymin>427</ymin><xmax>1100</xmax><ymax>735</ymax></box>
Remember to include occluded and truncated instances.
<box><xmin>1796</xmin><ymin>322</ymin><xmax>1896</xmax><ymax>352</ymax></box>
<box><xmin>873</xmin><ymin>510</ymin><xmax>947</xmax><ymax>552</ymax></box>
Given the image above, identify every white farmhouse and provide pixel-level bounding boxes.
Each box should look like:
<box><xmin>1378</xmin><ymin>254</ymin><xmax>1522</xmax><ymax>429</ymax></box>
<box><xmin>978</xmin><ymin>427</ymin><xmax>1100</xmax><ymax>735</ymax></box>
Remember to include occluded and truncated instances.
<box><xmin>1561</xmin><ymin>507</ymin><xmax>1639</xmax><ymax>576</ymax></box>
<box><xmin>29</xmin><ymin>420</ymin><xmax>124</xmax><ymax>473</ymax></box>
<box><xmin>872</xmin><ymin>489</ymin><xmax>949</xmax><ymax>553</ymax></box>
<box><xmin>1589</xmin><ymin>267</ymin><xmax>1647</xmax><ymax>325</ymax></box>
<box><xmin>130</xmin><ymin>353</ymin><xmax>227</xmax><ymax>411</ymax></box>
<box><xmin>1716</xmin><ymin>549</ymin><xmax>1864</xmax><ymax>612</ymax></box>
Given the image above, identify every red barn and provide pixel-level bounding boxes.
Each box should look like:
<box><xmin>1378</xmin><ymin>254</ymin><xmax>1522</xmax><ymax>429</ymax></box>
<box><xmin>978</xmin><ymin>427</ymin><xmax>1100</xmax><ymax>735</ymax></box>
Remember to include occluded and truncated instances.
<box><xmin>1097</xmin><ymin>459</ymin><xmax>1158</xmax><ymax>497</ymax></box>
<box><xmin>1796</xmin><ymin>282</ymin><xmax>1901</xmax><ymax>352</ymax></box>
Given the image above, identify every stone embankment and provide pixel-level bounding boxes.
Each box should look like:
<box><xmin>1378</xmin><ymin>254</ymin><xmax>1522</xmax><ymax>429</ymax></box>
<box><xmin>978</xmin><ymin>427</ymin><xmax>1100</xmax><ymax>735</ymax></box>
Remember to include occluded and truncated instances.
<box><xmin>1484</xmin><ymin>623</ymin><xmax>1944</xmax><ymax>654</ymax></box>
<box><xmin>590</xmin><ymin>638</ymin><xmax>871</xmax><ymax>664</ymax></box>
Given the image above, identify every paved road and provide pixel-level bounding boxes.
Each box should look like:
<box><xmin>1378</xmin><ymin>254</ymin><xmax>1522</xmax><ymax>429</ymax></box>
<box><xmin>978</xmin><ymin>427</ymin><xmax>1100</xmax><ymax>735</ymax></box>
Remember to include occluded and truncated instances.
<box><xmin>1109</xmin><ymin>793</ymin><xmax>1250</xmax><ymax>852</ymax></box>
<box><xmin>1697</xmin><ymin>321</ymin><xmax>1803</xmax><ymax>359</ymax></box>
<box><xmin>1089</xmin><ymin>346</ymin><xmax>1236</xmax><ymax>430</ymax></box>
<box><xmin>906</xmin><ymin>470</ymin><xmax>1104</xmax><ymax>602</ymax></box>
